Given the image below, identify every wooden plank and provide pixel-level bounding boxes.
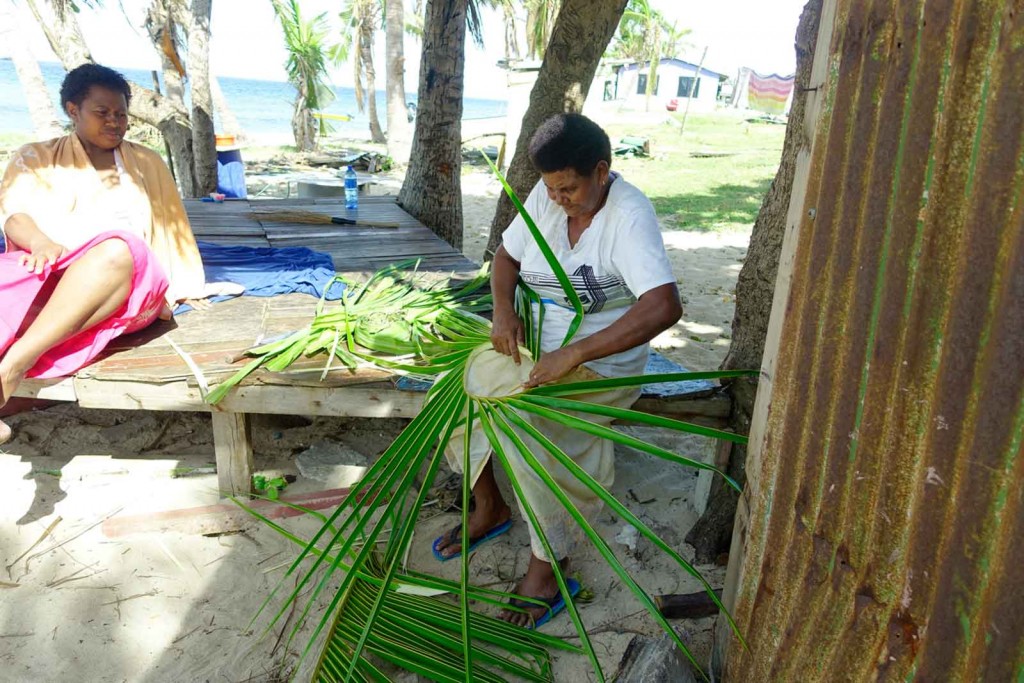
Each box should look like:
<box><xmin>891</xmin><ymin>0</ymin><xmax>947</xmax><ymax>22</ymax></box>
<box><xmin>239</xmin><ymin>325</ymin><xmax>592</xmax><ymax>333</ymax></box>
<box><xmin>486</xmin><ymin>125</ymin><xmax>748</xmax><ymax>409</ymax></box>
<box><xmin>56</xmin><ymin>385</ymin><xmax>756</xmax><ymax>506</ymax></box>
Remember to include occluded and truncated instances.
<box><xmin>714</xmin><ymin>0</ymin><xmax>838</xmax><ymax>673</ymax></box>
<box><xmin>212</xmin><ymin>411</ymin><xmax>254</xmax><ymax>497</ymax></box>
<box><xmin>630</xmin><ymin>393</ymin><xmax>732</xmax><ymax>428</ymax></box>
<box><xmin>72</xmin><ymin>376</ymin><xmax>425</xmax><ymax>418</ymax></box>
<box><xmin>216</xmin><ymin>384</ymin><xmax>425</xmax><ymax>418</ymax></box>
<box><xmin>74</xmin><ymin>378</ymin><xmax>207</xmax><ymax>411</ymax></box>
<box><xmin>13</xmin><ymin>377</ymin><xmax>77</xmax><ymax>402</ymax></box>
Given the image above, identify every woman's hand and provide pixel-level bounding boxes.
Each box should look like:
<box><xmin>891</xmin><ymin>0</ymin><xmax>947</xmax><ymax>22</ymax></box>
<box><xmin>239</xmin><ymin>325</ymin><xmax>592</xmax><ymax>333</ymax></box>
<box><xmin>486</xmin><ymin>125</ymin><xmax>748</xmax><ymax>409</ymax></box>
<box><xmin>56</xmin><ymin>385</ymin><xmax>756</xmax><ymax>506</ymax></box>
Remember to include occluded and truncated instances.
<box><xmin>524</xmin><ymin>346</ymin><xmax>583</xmax><ymax>388</ymax></box>
<box><xmin>183</xmin><ymin>298</ymin><xmax>213</xmax><ymax>312</ymax></box>
<box><xmin>19</xmin><ymin>237</ymin><xmax>67</xmax><ymax>274</ymax></box>
<box><xmin>490</xmin><ymin>307</ymin><xmax>525</xmax><ymax>364</ymax></box>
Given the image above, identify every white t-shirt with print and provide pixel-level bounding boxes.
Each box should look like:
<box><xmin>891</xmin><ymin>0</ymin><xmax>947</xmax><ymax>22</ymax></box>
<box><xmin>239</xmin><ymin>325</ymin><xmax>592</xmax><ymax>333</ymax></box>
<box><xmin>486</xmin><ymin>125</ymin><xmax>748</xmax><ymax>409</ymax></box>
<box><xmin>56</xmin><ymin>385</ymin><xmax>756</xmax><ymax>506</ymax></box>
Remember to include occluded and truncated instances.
<box><xmin>502</xmin><ymin>174</ymin><xmax>676</xmax><ymax>378</ymax></box>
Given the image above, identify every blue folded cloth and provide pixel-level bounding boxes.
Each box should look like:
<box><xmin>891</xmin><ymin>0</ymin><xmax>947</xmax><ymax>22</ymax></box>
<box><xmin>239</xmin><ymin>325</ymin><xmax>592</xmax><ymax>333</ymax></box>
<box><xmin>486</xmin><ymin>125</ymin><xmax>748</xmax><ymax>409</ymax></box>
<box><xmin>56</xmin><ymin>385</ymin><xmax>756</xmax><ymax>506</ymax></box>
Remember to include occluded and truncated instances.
<box><xmin>175</xmin><ymin>241</ymin><xmax>345</xmax><ymax>314</ymax></box>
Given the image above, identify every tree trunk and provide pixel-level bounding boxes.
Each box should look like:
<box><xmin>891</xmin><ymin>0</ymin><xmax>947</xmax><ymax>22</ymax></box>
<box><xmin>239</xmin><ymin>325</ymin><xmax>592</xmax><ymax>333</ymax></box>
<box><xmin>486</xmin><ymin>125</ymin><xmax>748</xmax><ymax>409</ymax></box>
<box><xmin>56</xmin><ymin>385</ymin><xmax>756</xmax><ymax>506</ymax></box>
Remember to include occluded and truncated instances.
<box><xmin>397</xmin><ymin>0</ymin><xmax>470</xmax><ymax>250</ymax></box>
<box><xmin>684</xmin><ymin>0</ymin><xmax>823</xmax><ymax>564</ymax></box>
<box><xmin>25</xmin><ymin>0</ymin><xmax>92</xmax><ymax>67</ymax></box>
<box><xmin>502</xmin><ymin>3</ymin><xmax>520</xmax><ymax>60</ymax></box>
<box><xmin>483</xmin><ymin>0</ymin><xmax>628</xmax><ymax>261</ymax></box>
<box><xmin>1</xmin><ymin>0</ymin><xmax>63</xmax><ymax>139</ymax></box>
<box><xmin>189</xmin><ymin>0</ymin><xmax>217</xmax><ymax>196</ymax></box>
<box><xmin>144</xmin><ymin>0</ymin><xmax>186</xmax><ymax>109</ymax></box>
<box><xmin>292</xmin><ymin>94</ymin><xmax>317</xmax><ymax>152</ymax></box>
<box><xmin>384</xmin><ymin>0</ymin><xmax>411</xmax><ymax>162</ymax></box>
<box><xmin>645</xmin><ymin>31</ymin><xmax>660</xmax><ymax>112</ymax></box>
<box><xmin>211</xmin><ymin>75</ymin><xmax>244</xmax><ymax>139</ymax></box>
<box><xmin>360</xmin><ymin>23</ymin><xmax>386</xmax><ymax>144</ymax></box>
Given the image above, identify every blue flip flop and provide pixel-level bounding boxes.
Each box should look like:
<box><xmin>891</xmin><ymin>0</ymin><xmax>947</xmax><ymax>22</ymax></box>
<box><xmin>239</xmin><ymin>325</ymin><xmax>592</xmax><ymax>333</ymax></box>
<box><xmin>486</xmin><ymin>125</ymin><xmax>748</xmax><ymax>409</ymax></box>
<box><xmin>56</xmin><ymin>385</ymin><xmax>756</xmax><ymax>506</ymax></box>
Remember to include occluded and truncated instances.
<box><xmin>432</xmin><ymin>518</ymin><xmax>513</xmax><ymax>561</ymax></box>
<box><xmin>510</xmin><ymin>577</ymin><xmax>582</xmax><ymax>629</ymax></box>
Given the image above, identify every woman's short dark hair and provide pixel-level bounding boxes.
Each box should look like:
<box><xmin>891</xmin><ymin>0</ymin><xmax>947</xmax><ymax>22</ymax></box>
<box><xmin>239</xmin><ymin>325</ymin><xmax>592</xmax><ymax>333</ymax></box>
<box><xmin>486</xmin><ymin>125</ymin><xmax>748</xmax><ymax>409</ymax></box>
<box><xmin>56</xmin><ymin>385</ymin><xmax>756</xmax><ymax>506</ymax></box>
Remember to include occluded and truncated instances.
<box><xmin>60</xmin><ymin>64</ymin><xmax>132</xmax><ymax>110</ymax></box>
<box><xmin>528</xmin><ymin>113</ymin><xmax>611</xmax><ymax>176</ymax></box>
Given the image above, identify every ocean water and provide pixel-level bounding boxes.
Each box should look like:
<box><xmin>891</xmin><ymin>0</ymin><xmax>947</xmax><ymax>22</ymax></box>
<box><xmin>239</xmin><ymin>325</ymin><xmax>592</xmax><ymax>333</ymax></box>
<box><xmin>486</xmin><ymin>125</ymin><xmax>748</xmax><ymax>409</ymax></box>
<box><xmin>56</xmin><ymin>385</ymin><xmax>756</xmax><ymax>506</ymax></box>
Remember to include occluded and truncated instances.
<box><xmin>0</xmin><ymin>59</ymin><xmax>507</xmax><ymax>143</ymax></box>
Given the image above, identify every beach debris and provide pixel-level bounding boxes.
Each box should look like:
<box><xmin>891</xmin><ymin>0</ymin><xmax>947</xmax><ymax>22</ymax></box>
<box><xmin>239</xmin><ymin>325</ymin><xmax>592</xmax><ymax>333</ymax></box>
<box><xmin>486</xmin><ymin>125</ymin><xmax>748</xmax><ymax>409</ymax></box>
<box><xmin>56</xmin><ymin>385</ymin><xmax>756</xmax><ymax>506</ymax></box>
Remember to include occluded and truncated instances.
<box><xmin>614</xmin><ymin>136</ymin><xmax>651</xmax><ymax>157</ymax></box>
<box><xmin>6</xmin><ymin>516</ymin><xmax>62</xmax><ymax>578</ymax></box>
<box><xmin>615</xmin><ymin>524</ymin><xmax>640</xmax><ymax>553</ymax></box>
<box><xmin>615</xmin><ymin>632</ymin><xmax>701</xmax><ymax>683</ymax></box>
<box><xmin>295</xmin><ymin>441</ymin><xmax>369</xmax><ymax>487</ymax></box>
<box><xmin>653</xmin><ymin>590</ymin><xmax>723</xmax><ymax>620</ymax></box>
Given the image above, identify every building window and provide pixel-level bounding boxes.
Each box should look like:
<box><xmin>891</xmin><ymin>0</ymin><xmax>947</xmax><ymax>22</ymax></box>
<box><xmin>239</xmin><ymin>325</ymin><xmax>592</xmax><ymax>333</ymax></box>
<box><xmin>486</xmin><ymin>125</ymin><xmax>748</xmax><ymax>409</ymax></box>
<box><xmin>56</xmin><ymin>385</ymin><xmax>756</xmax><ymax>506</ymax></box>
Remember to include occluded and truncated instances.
<box><xmin>637</xmin><ymin>73</ymin><xmax>660</xmax><ymax>95</ymax></box>
<box><xmin>678</xmin><ymin>76</ymin><xmax>701</xmax><ymax>98</ymax></box>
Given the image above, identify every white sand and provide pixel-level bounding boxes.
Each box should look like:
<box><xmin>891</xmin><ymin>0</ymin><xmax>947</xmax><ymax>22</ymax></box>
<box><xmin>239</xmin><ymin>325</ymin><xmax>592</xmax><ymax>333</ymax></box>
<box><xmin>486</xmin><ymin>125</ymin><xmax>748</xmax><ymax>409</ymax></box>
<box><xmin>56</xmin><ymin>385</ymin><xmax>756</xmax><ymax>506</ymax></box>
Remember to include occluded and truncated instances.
<box><xmin>0</xmin><ymin>170</ymin><xmax>749</xmax><ymax>682</ymax></box>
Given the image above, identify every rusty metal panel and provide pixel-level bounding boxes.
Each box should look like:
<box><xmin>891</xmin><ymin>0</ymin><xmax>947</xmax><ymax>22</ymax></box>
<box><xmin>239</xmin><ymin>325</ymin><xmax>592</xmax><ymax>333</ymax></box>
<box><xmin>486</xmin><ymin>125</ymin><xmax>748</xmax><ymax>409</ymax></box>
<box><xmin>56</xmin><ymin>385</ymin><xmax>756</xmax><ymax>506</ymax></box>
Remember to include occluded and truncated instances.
<box><xmin>726</xmin><ymin>1</ymin><xmax>1023</xmax><ymax>681</ymax></box>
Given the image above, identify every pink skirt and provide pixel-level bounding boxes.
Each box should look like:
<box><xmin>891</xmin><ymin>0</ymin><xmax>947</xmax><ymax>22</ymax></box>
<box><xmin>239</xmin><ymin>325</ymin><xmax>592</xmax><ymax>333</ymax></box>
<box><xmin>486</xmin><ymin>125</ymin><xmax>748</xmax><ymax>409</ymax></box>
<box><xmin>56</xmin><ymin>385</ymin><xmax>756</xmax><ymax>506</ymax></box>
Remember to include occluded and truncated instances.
<box><xmin>0</xmin><ymin>231</ymin><xmax>169</xmax><ymax>379</ymax></box>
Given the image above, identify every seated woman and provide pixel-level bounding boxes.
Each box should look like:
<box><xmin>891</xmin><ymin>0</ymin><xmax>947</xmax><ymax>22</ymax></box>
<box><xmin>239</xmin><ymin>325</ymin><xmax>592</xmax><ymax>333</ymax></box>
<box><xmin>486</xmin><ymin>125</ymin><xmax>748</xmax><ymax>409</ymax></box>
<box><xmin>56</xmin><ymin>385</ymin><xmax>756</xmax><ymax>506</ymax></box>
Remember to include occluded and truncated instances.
<box><xmin>435</xmin><ymin>113</ymin><xmax>682</xmax><ymax>627</ymax></box>
<box><xmin>0</xmin><ymin>63</ymin><xmax>206</xmax><ymax>444</ymax></box>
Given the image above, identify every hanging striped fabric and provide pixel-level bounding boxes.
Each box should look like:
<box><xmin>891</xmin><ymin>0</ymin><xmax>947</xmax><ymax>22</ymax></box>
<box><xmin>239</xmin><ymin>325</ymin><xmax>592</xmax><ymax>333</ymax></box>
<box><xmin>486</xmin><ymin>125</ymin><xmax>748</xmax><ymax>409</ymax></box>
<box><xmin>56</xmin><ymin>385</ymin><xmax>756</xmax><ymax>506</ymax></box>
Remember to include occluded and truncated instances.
<box><xmin>748</xmin><ymin>72</ymin><xmax>795</xmax><ymax>114</ymax></box>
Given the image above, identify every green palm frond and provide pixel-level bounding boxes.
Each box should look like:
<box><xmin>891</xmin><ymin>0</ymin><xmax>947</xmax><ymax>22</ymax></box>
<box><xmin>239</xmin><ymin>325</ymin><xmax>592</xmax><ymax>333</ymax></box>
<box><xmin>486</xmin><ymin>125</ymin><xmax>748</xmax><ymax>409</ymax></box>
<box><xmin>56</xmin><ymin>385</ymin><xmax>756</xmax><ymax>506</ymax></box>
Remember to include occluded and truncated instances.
<box><xmin>205</xmin><ymin>260</ymin><xmax>492</xmax><ymax>404</ymax></box>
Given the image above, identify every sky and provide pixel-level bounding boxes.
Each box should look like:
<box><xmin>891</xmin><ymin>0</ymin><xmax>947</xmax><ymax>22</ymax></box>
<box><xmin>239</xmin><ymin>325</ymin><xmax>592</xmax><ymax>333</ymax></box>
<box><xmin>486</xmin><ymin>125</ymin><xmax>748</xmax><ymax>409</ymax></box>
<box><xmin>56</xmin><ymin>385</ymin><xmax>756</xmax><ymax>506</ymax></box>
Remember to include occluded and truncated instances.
<box><xmin>2</xmin><ymin>0</ymin><xmax>808</xmax><ymax>100</ymax></box>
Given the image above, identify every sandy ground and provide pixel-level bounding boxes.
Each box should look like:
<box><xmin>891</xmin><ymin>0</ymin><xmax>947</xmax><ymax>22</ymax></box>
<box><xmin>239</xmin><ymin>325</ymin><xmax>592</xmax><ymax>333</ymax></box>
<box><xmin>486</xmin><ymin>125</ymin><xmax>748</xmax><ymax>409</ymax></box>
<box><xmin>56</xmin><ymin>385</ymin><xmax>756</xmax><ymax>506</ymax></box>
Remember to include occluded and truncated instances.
<box><xmin>0</xmin><ymin>168</ymin><xmax>749</xmax><ymax>682</ymax></box>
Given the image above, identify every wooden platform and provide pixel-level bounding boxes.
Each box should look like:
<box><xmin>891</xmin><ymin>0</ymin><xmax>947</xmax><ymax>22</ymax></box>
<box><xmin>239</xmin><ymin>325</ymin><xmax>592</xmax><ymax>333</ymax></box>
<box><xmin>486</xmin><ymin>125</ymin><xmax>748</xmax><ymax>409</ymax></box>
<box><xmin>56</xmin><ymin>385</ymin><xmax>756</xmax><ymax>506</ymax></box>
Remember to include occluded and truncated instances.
<box><xmin>14</xmin><ymin>197</ymin><xmax>730</xmax><ymax>497</ymax></box>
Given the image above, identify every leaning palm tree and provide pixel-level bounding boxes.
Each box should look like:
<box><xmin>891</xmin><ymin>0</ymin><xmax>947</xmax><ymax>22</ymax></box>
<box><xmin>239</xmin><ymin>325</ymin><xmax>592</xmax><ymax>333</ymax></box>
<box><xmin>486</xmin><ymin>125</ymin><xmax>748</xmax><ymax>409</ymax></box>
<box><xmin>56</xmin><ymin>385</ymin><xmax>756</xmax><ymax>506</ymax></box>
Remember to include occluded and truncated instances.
<box><xmin>1</xmin><ymin>0</ymin><xmax>63</xmax><ymax>139</ymax></box>
<box><xmin>333</xmin><ymin>0</ymin><xmax>386</xmax><ymax>143</ymax></box>
<box><xmin>213</xmin><ymin>160</ymin><xmax>752</xmax><ymax>681</ymax></box>
<box><xmin>271</xmin><ymin>0</ymin><xmax>336</xmax><ymax>151</ymax></box>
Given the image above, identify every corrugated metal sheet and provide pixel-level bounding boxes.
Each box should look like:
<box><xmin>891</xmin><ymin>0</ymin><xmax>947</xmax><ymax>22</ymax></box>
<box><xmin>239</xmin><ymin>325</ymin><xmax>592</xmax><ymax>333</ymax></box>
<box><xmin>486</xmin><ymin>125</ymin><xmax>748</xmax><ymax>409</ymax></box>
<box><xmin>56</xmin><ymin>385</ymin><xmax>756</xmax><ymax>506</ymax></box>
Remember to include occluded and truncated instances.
<box><xmin>724</xmin><ymin>1</ymin><xmax>1023</xmax><ymax>680</ymax></box>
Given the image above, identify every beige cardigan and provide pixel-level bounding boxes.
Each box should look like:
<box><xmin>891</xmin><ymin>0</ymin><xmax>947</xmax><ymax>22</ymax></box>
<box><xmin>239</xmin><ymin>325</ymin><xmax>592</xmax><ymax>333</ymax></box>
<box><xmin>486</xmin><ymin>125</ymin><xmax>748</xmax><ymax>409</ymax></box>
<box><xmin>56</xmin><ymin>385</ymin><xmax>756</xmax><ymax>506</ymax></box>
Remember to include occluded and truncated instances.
<box><xmin>0</xmin><ymin>133</ymin><xmax>205</xmax><ymax>304</ymax></box>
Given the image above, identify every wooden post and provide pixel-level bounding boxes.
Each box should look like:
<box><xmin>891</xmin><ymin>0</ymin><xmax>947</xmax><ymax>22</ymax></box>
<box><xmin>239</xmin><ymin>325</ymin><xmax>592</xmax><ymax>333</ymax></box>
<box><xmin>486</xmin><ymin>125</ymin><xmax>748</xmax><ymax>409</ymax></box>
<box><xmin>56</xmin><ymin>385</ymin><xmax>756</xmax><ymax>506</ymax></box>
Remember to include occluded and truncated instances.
<box><xmin>679</xmin><ymin>46</ymin><xmax>708</xmax><ymax>136</ymax></box>
<box><xmin>713</xmin><ymin>0</ymin><xmax>836</xmax><ymax>674</ymax></box>
<box><xmin>211</xmin><ymin>411</ymin><xmax>254</xmax><ymax>498</ymax></box>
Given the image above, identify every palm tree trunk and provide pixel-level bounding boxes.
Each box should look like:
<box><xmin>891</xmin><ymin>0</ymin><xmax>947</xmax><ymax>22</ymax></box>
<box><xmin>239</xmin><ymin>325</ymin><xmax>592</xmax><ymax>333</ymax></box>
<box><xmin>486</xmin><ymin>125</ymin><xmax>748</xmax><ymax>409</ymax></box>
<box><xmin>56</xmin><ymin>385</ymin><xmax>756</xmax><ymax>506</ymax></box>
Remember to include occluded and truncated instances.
<box><xmin>360</xmin><ymin>23</ymin><xmax>386</xmax><ymax>144</ymax></box>
<box><xmin>1</xmin><ymin>0</ymin><xmax>63</xmax><ymax>139</ymax></box>
<box><xmin>25</xmin><ymin>0</ymin><xmax>92</xmax><ymax>67</ymax></box>
<box><xmin>293</xmin><ymin>103</ymin><xmax>316</xmax><ymax>152</ymax></box>
<box><xmin>384</xmin><ymin>0</ymin><xmax>411</xmax><ymax>162</ymax></box>
<box><xmin>144</xmin><ymin>0</ymin><xmax>186</xmax><ymax>109</ymax></box>
<box><xmin>211</xmin><ymin>75</ymin><xmax>244</xmax><ymax>139</ymax></box>
<box><xmin>484</xmin><ymin>0</ymin><xmax>628</xmax><ymax>260</ymax></box>
<box><xmin>501</xmin><ymin>3</ymin><xmax>520</xmax><ymax>60</ymax></box>
<box><xmin>189</xmin><ymin>0</ymin><xmax>217</xmax><ymax>196</ymax></box>
<box><xmin>397</xmin><ymin>0</ymin><xmax>469</xmax><ymax>250</ymax></box>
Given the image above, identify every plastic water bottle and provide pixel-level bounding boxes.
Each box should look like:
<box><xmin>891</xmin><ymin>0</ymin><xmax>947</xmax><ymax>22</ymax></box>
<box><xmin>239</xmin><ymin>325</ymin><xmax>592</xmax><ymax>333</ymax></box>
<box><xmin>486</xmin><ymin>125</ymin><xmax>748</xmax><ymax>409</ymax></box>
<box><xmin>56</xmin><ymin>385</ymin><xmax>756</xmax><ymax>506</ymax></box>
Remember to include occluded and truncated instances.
<box><xmin>344</xmin><ymin>166</ymin><xmax>359</xmax><ymax>210</ymax></box>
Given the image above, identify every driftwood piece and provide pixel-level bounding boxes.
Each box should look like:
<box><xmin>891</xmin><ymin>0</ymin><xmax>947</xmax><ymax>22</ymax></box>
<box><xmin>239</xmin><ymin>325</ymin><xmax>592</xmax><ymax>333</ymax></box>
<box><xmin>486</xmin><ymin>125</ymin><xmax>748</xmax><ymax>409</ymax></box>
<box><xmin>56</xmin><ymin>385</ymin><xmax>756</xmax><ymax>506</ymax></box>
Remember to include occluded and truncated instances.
<box><xmin>655</xmin><ymin>589</ymin><xmax>723</xmax><ymax>620</ymax></box>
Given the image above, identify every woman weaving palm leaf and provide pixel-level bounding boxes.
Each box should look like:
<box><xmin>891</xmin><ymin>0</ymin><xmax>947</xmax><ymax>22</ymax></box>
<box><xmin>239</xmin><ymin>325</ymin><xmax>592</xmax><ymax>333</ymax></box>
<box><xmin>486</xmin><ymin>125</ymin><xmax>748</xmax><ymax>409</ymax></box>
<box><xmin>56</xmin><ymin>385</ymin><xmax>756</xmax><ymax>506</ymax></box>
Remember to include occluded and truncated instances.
<box><xmin>434</xmin><ymin>113</ymin><xmax>683</xmax><ymax>628</ymax></box>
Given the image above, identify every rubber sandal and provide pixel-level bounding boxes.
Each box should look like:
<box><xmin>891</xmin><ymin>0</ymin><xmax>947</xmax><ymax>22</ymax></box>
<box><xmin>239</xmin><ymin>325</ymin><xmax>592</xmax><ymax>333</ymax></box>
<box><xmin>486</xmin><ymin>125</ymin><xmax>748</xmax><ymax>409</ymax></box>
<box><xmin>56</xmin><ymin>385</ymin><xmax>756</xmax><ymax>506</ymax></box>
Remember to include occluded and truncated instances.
<box><xmin>431</xmin><ymin>518</ymin><xmax>513</xmax><ymax>561</ymax></box>
<box><xmin>508</xmin><ymin>577</ymin><xmax>582</xmax><ymax>629</ymax></box>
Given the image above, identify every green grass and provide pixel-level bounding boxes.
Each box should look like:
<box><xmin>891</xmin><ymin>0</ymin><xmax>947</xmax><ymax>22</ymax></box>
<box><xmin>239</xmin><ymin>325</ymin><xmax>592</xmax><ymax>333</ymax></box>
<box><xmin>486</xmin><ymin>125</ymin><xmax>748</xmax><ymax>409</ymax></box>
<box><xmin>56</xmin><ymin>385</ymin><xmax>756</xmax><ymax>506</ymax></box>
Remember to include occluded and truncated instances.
<box><xmin>606</xmin><ymin>112</ymin><xmax>786</xmax><ymax>233</ymax></box>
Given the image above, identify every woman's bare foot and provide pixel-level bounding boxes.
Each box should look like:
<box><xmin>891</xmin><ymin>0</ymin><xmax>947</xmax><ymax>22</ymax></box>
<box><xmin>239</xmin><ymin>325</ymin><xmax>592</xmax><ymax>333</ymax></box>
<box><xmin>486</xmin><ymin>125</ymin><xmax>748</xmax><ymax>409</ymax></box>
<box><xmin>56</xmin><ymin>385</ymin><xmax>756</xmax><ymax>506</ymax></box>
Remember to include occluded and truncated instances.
<box><xmin>500</xmin><ymin>555</ymin><xmax>570</xmax><ymax>627</ymax></box>
<box><xmin>433</xmin><ymin>498</ymin><xmax>511</xmax><ymax>559</ymax></box>
<box><xmin>0</xmin><ymin>360</ymin><xmax>29</xmax><ymax>445</ymax></box>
